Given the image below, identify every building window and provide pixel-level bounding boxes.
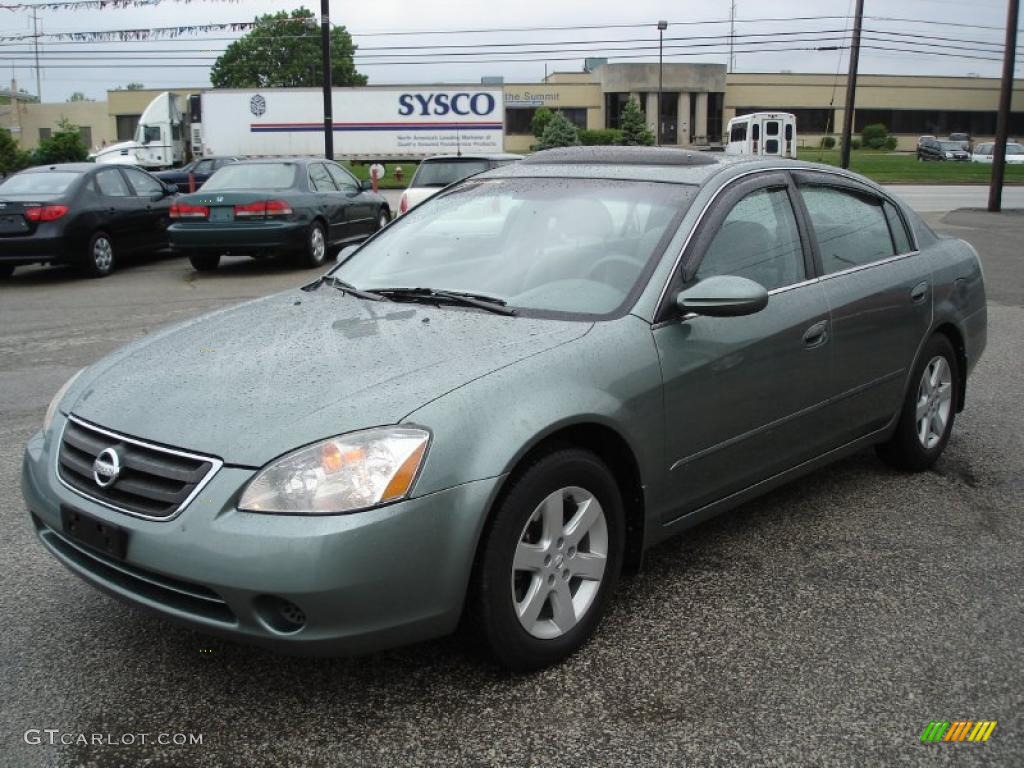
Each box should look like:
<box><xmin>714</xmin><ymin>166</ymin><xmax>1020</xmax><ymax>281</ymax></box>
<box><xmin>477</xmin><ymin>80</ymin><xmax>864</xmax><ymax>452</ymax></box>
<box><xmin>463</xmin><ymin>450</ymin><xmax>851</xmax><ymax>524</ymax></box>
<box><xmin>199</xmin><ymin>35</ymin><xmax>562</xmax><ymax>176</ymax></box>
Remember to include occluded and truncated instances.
<box><xmin>853</xmin><ymin>108</ymin><xmax>1024</xmax><ymax>136</ymax></box>
<box><xmin>116</xmin><ymin>114</ymin><xmax>141</xmax><ymax>141</ymax></box>
<box><xmin>605</xmin><ymin>93</ymin><xmax>632</xmax><ymax>130</ymax></box>
<box><xmin>78</xmin><ymin>126</ymin><xmax>92</xmax><ymax>147</ymax></box>
<box><xmin>735</xmin><ymin>107</ymin><xmax>835</xmax><ymax>134</ymax></box>
<box><xmin>39</xmin><ymin>127</ymin><xmax>51</xmax><ymax>141</ymax></box>
<box><xmin>506</xmin><ymin>107</ymin><xmax>588</xmax><ymax>135</ymax></box>
<box><xmin>708</xmin><ymin>92</ymin><xmax>725</xmax><ymax>142</ymax></box>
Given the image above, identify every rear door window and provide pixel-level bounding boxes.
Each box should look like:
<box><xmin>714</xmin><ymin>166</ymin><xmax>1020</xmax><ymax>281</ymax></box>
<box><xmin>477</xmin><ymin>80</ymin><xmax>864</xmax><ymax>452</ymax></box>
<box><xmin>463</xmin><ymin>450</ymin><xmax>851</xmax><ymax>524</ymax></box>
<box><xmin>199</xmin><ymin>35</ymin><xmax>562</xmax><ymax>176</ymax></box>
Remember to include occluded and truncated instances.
<box><xmin>883</xmin><ymin>202</ymin><xmax>913</xmax><ymax>254</ymax></box>
<box><xmin>800</xmin><ymin>186</ymin><xmax>896</xmax><ymax>273</ymax></box>
<box><xmin>95</xmin><ymin>169</ymin><xmax>130</xmax><ymax>197</ymax></box>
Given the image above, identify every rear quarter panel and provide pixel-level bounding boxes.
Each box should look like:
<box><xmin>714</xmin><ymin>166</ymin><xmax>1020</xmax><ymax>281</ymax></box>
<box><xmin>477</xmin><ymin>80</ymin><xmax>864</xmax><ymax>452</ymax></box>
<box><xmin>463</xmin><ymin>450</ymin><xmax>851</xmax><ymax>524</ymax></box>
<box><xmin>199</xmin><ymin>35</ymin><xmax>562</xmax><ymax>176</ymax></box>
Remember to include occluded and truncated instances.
<box><xmin>927</xmin><ymin>234</ymin><xmax>987</xmax><ymax>380</ymax></box>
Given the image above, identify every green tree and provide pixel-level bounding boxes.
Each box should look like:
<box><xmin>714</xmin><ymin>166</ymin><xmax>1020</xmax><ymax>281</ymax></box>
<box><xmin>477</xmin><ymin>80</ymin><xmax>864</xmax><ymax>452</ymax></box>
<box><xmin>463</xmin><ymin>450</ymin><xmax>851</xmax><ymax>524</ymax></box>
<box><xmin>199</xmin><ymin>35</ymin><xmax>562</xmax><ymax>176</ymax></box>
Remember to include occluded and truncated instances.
<box><xmin>31</xmin><ymin>118</ymin><xmax>88</xmax><ymax>165</ymax></box>
<box><xmin>0</xmin><ymin>128</ymin><xmax>31</xmax><ymax>175</ymax></box>
<box><xmin>210</xmin><ymin>7</ymin><xmax>366</xmax><ymax>88</ymax></box>
<box><xmin>531</xmin><ymin>106</ymin><xmax>554</xmax><ymax>140</ymax></box>
<box><xmin>538</xmin><ymin>111</ymin><xmax>580</xmax><ymax>150</ymax></box>
<box><xmin>618</xmin><ymin>97</ymin><xmax>654</xmax><ymax>146</ymax></box>
<box><xmin>66</xmin><ymin>92</ymin><xmax>92</xmax><ymax>102</ymax></box>
<box><xmin>126</xmin><ymin>82</ymin><xmax>145</xmax><ymax>90</ymax></box>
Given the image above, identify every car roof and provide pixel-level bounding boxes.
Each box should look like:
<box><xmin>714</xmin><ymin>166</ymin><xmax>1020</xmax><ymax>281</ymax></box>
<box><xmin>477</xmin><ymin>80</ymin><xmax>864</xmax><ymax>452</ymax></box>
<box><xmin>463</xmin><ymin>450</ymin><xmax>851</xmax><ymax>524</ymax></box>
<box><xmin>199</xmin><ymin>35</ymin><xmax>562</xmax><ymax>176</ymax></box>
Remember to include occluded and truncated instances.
<box><xmin>420</xmin><ymin>153</ymin><xmax>524</xmax><ymax>162</ymax></box>
<box><xmin>20</xmin><ymin>163</ymin><xmax>96</xmax><ymax>173</ymax></box>
<box><xmin>480</xmin><ymin>146</ymin><xmax>890</xmax><ymax>194</ymax></box>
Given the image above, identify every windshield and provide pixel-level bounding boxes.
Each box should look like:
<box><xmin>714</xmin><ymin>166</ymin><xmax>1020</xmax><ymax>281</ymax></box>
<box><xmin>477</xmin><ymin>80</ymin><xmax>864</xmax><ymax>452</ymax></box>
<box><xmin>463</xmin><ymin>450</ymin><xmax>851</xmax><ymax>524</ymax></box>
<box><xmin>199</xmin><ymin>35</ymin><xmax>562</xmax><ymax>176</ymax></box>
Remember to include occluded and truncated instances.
<box><xmin>1008</xmin><ymin>144</ymin><xmax>1024</xmax><ymax>155</ymax></box>
<box><xmin>939</xmin><ymin>141</ymin><xmax>965</xmax><ymax>151</ymax></box>
<box><xmin>411</xmin><ymin>159</ymin><xmax>492</xmax><ymax>188</ymax></box>
<box><xmin>974</xmin><ymin>144</ymin><xmax>993</xmax><ymax>154</ymax></box>
<box><xmin>332</xmin><ymin>177</ymin><xmax>694</xmax><ymax>317</ymax></box>
<box><xmin>202</xmin><ymin>163</ymin><xmax>297</xmax><ymax>191</ymax></box>
<box><xmin>0</xmin><ymin>171</ymin><xmax>81</xmax><ymax>194</ymax></box>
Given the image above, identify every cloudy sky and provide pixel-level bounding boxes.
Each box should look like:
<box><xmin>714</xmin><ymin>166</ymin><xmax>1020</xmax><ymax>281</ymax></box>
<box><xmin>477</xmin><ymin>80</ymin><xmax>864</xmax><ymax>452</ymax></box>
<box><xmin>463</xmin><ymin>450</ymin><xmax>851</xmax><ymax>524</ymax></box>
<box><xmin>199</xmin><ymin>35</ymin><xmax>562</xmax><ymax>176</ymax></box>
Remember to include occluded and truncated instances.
<box><xmin>2</xmin><ymin>0</ymin><xmax>1020</xmax><ymax>102</ymax></box>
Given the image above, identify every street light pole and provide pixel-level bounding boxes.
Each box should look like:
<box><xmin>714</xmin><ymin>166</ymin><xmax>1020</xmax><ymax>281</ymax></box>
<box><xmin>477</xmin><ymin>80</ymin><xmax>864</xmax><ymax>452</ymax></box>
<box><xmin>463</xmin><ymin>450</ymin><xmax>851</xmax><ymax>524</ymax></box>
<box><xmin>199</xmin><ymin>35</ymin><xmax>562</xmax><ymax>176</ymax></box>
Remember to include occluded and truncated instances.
<box><xmin>320</xmin><ymin>0</ymin><xmax>334</xmax><ymax>160</ymax></box>
<box><xmin>657</xmin><ymin>20</ymin><xmax>667</xmax><ymax>147</ymax></box>
<box><xmin>988</xmin><ymin>0</ymin><xmax>1019</xmax><ymax>212</ymax></box>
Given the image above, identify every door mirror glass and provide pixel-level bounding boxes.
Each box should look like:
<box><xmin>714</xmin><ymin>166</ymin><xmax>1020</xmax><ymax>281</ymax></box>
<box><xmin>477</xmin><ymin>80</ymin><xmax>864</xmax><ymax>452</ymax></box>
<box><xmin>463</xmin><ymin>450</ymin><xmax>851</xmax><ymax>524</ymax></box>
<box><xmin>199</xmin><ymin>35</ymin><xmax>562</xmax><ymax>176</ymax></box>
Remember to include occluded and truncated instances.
<box><xmin>675</xmin><ymin>275</ymin><xmax>768</xmax><ymax>317</ymax></box>
<box><xmin>336</xmin><ymin>244</ymin><xmax>359</xmax><ymax>264</ymax></box>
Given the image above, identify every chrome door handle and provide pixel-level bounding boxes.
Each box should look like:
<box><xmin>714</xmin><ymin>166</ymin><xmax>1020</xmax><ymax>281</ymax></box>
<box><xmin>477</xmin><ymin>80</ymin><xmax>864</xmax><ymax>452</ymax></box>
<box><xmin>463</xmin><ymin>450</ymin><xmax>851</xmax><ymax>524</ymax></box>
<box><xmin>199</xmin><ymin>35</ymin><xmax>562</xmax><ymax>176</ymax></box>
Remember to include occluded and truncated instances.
<box><xmin>911</xmin><ymin>281</ymin><xmax>930</xmax><ymax>304</ymax></box>
<box><xmin>803</xmin><ymin>320</ymin><xmax>829</xmax><ymax>348</ymax></box>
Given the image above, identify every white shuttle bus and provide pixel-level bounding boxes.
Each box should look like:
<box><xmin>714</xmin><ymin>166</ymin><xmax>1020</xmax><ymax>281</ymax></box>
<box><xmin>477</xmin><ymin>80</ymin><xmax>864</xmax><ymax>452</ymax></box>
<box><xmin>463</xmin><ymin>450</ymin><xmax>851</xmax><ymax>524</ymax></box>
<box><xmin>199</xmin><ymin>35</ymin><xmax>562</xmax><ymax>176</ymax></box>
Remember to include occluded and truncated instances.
<box><xmin>725</xmin><ymin>112</ymin><xmax>797</xmax><ymax>158</ymax></box>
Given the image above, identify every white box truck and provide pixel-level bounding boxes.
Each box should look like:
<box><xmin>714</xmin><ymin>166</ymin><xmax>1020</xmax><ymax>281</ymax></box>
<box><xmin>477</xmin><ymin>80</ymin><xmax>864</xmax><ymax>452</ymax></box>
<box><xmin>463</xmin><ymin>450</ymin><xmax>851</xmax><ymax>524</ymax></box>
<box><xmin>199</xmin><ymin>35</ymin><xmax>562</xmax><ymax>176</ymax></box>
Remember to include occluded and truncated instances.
<box><xmin>92</xmin><ymin>87</ymin><xmax>505</xmax><ymax>168</ymax></box>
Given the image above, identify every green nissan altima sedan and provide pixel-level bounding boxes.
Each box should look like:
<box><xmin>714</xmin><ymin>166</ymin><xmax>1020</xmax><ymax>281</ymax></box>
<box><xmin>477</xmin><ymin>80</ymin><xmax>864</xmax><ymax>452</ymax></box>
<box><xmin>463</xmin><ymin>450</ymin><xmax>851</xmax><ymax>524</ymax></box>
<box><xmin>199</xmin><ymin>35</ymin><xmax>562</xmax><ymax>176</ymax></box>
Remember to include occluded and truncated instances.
<box><xmin>22</xmin><ymin>147</ymin><xmax>987</xmax><ymax>670</ymax></box>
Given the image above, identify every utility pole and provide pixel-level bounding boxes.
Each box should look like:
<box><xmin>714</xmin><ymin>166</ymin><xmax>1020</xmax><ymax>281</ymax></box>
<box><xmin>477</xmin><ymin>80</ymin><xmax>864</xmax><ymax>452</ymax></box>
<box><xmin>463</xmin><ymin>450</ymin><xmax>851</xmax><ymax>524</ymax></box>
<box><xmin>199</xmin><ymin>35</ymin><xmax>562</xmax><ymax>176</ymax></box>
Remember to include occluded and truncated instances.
<box><xmin>729</xmin><ymin>1</ymin><xmax>737</xmax><ymax>73</ymax></box>
<box><xmin>657</xmin><ymin>20</ymin><xmax>667</xmax><ymax>147</ymax></box>
<box><xmin>32</xmin><ymin>7</ymin><xmax>42</xmax><ymax>102</ymax></box>
<box><xmin>839</xmin><ymin>0</ymin><xmax>864</xmax><ymax>170</ymax></box>
<box><xmin>988</xmin><ymin>0</ymin><xmax>1019</xmax><ymax>212</ymax></box>
<box><xmin>320</xmin><ymin>0</ymin><xmax>333</xmax><ymax>160</ymax></box>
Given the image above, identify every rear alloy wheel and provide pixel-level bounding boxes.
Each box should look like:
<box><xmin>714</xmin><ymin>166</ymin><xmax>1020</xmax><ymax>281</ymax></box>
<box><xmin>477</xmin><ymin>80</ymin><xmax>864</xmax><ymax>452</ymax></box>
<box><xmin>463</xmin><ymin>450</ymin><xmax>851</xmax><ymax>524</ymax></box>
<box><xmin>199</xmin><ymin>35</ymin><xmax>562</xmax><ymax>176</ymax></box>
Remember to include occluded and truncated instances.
<box><xmin>83</xmin><ymin>232</ymin><xmax>115</xmax><ymax>278</ymax></box>
<box><xmin>302</xmin><ymin>221</ymin><xmax>327</xmax><ymax>268</ymax></box>
<box><xmin>473</xmin><ymin>448</ymin><xmax>624</xmax><ymax>671</ymax></box>
<box><xmin>0</xmin><ymin>264</ymin><xmax>14</xmax><ymax>279</ymax></box>
<box><xmin>188</xmin><ymin>252</ymin><xmax>220</xmax><ymax>272</ymax></box>
<box><xmin>877</xmin><ymin>334</ymin><xmax>959</xmax><ymax>472</ymax></box>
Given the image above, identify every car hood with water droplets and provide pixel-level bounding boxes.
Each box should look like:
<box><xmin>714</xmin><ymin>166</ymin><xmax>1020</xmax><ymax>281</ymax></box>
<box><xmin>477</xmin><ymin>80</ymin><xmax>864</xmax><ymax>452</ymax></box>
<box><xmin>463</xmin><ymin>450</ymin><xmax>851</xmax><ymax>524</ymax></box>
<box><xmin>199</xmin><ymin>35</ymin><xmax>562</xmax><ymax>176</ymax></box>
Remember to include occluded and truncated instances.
<box><xmin>63</xmin><ymin>288</ymin><xmax>591</xmax><ymax>466</ymax></box>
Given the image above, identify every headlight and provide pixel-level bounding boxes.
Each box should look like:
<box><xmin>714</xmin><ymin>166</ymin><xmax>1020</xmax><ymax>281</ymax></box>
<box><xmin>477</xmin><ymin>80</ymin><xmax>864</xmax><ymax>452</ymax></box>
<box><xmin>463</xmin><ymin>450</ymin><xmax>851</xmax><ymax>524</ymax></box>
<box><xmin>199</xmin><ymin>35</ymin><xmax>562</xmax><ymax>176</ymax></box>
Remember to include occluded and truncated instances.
<box><xmin>238</xmin><ymin>427</ymin><xmax>430</xmax><ymax>514</ymax></box>
<box><xmin>945</xmin><ymin>152</ymin><xmax>954</xmax><ymax>158</ymax></box>
<box><xmin>43</xmin><ymin>368</ymin><xmax>84</xmax><ymax>433</ymax></box>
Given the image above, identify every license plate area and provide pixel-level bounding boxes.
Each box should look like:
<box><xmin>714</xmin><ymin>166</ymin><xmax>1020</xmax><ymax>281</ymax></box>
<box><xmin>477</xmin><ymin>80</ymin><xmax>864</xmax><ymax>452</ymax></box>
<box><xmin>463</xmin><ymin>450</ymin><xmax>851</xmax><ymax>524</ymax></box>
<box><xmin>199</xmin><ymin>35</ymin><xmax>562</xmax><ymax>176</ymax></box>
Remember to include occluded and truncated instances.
<box><xmin>61</xmin><ymin>505</ymin><xmax>130</xmax><ymax>560</ymax></box>
<box><xmin>0</xmin><ymin>214</ymin><xmax>29</xmax><ymax>234</ymax></box>
<box><xmin>210</xmin><ymin>207</ymin><xmax>234</xmax><ymax>223</ymax></box>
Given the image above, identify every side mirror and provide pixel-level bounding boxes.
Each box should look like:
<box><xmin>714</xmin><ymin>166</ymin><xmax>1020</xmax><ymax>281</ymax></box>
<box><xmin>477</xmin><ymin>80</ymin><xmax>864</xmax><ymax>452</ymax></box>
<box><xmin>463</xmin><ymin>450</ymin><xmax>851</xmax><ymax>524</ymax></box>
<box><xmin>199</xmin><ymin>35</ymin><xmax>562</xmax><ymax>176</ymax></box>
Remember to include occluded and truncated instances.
<box><xmin>675</xmin><ymin>275</ymin><xmax>769</xmax><ymax>318</ymax></box>
<box><xmin>359</xmin><ymin>179</ymin><xmax>373</xmax><ymax>191</ymax></box>
<box><xmin>336</xmin><ymin>244</ymin><xmax>358</xmax><ymax>264</ymax></box>
<box><xmin>163</xmin><ymin>182</ymin><xmax>178</xmax><ymax>196</ymax></box>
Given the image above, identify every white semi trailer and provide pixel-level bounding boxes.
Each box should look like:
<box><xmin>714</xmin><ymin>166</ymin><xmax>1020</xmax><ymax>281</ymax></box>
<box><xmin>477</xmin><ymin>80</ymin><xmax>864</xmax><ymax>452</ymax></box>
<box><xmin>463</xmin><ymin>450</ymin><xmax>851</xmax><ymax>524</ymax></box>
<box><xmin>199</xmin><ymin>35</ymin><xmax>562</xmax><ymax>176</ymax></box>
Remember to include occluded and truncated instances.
<box><xmin>92</xmin><ymin>87</ymin><xmax>505</xmax><ymax>169</ymax></box>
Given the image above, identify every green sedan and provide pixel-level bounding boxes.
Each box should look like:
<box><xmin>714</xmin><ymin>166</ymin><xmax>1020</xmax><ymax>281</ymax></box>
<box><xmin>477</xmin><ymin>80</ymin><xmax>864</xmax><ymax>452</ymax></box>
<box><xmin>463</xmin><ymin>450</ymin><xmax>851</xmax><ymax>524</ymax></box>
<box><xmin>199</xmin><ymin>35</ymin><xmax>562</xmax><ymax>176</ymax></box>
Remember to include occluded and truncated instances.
<box><xmin>23</xmin><ymin>147</ymin><xmax>986</xmax><ymax>671</ymax></box>
<box><xmin>168</xmin><ymin>158</ymin><xmax>391</xmax><ymax>271</ymax></box>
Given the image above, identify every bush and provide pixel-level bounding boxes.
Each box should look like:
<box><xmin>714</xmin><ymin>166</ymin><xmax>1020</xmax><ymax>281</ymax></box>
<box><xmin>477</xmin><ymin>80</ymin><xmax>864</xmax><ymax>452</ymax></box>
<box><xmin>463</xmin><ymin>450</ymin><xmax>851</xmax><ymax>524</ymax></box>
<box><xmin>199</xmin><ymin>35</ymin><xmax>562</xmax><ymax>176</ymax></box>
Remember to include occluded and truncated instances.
<box><xmin>31</xmin><ymin>118</ymin><xmax>88</xmax><ymax>165</ymax></box>
<box><xmin>0</xmin><ymin>128</ymin><xmax>31</xmax><ymax>176</ymax></box>
<box><xmin>619</xmin><ymin>97</ymin><xmax>655</xmax><ymax>146</ymax></box>
<box><xmin>531</xmin><ymin>107</ymin><xmax>555</xmax><ymax>140</ymax></box>
<box><xmin>819</xmin><ymin>136</ymin><xmax>836</xmax><ymax>149</ymax></box>
<box><xmin>579</xmin><ymin>128</ymin><xmax>623</xmax><ymax>146</ymax></box>
<box><xmin>850</xmin><ymin>138</ymin><xmax>862</xmax><ymax>150</ymax></box>
<box><xmin>861</xmin><ymin>122</ymin><xmax>893</xmax><ymax>150</ymax></box>
<box><xmin>537</xmin><ymin>111</ymin><xmax>580</xmax><ymax>150</ymax></box>
<box><xmin>883</xmin><ymin>136</ymin><xmax>898</xmax><ymax>151</ymax></box>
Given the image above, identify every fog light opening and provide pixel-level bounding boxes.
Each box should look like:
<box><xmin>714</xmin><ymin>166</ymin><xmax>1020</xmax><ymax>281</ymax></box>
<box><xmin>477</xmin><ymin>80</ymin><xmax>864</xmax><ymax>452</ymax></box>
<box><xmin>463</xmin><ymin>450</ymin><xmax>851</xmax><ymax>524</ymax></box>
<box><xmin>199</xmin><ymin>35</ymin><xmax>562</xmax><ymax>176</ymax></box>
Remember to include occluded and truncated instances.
<box><xmin>253</xmin><ymin>595</ymin><xmax>307</xmax><ymax>634</ymax></box>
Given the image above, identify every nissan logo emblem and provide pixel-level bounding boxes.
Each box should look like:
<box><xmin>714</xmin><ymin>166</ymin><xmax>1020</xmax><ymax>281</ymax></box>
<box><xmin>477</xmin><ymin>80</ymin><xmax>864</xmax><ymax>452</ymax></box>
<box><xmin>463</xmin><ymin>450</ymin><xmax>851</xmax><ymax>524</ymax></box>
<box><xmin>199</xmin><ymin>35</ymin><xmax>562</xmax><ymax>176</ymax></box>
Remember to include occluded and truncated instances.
<box><xmin>92</xmin><ymin>447</ymin><xmax>121</xmax><ymax>488</ymax></box>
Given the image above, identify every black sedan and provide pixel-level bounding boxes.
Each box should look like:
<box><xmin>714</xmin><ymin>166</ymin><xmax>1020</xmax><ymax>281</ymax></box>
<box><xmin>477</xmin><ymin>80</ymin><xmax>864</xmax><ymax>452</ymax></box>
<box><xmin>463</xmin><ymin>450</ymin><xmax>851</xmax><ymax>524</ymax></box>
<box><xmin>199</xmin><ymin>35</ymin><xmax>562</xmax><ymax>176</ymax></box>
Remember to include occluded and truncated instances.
<box><xmin>0</xmin><ymin>163</ymin><xmax>177</xmax><ymax>278</ymax></box>
<box><xmin>168</xmin><ymin>158</ymin><xmax>390</xmax><ymax>272</ymax></box>
<box><xmin>153</xmin><ymin>155</ymin><xmax>241</xmax><ymax>193</ymax></box>
<box><xmin>917</xmin><ymin>138</ymin><xmax>970</xmax><ymax>162</ymax></box>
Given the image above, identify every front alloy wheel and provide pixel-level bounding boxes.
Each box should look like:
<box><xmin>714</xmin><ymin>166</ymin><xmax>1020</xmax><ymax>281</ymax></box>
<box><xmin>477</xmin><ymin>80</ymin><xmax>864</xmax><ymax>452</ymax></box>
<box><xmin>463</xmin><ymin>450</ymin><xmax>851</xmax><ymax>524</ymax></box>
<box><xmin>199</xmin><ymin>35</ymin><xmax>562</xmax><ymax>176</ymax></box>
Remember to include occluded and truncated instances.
<box><xmin>303</xmin><ymin>221</ymin><xmax>327</xmax><ymax>268</ymax></box>
<box><xmin>473</xmin><ymin>448</ymin><xmax>624</xmax><ymax>671</ymax></box>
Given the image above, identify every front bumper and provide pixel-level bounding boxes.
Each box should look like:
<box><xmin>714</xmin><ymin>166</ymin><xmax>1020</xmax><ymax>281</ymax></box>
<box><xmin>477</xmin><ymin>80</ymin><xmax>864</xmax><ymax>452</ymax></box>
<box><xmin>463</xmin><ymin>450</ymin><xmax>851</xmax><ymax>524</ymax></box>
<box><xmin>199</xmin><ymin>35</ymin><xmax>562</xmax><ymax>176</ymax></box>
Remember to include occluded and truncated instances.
<box><xmin>168</xmin><ymin>221</ymin><xmax>306</xmax><ymax>255</ymax></box>
<box><xmin>22</xmin><ymin>416</ymin><xmax>502</xmax><ymax>656</ymax></box>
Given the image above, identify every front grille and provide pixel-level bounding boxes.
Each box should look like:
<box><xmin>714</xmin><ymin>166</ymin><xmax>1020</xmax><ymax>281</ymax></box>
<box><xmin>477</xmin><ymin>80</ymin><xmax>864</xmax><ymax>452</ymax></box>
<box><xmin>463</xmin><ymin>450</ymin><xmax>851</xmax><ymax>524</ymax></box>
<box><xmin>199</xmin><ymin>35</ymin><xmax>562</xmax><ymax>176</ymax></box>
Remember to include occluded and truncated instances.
<box><xmin>57</xmin><ymin>417</ymin><xmax>221</xmax><ymax>520</ymax></box>
<box><xmin>35</xmin><ymin>517</ymin><xmax>235</xmax><ymax>624</ymax></box>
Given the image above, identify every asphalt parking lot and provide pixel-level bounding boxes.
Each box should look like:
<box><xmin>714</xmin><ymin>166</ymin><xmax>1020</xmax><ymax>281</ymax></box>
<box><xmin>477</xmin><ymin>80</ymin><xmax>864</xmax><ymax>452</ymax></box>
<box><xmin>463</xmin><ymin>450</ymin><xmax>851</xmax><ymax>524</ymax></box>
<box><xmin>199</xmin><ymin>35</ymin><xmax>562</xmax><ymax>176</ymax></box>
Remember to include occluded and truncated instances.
<box><xmin>1</xmin><ymin>208</ymin><xmax>1022</xmax><ymax>767</ymax></box>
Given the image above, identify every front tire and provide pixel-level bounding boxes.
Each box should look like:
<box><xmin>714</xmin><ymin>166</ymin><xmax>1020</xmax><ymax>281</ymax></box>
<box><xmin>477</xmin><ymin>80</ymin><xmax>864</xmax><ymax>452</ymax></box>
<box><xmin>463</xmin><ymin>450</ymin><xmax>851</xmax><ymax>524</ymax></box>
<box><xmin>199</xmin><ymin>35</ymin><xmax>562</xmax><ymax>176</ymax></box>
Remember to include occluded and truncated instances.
<box><xmin>188</xmin><ymin>252</ymin><xmax>220</xmax><ymax>272</ymax></box>
<box><xmin>877</xmin><ymin>334</ymin><xmax>959</xmax><ymax>472</ymax></box>
<box><xmin>376</xmin><ymin>208</ymin><xmax>390</xmax><ymax>231</ymax></box>
<box><xmin>82</xmin><ymin>231</ymin><xmax>115</xmax><ymax>278</ymax></box>
<box><xmin>301</xmin><ymin>221</ymin><xmax>327</xmax><ymax>268</ymax></box>
<box><xmin>472</xmin><ymin>448</ymin><xmax>624</xmax><ymax>672</ymax></box>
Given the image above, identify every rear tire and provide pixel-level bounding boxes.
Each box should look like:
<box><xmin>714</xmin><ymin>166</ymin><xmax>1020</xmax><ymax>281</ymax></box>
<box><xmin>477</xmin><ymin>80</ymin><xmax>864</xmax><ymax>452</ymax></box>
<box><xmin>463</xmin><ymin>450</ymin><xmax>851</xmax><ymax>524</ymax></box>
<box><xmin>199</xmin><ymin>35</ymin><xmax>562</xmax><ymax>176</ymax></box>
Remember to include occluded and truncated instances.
<box><xmin>0</xmin><ymin>264</ymin><xmax>14</xmax><ymax>279</ymax></box>
<box><xmin>302</xmin><ymin>221</ymin><xmax>327</xmax><ymax>268</ymax></box>
<box><xmin>188</xmin><ymin>252</ymin><xmax>220</xmax><ymax>272</ymax></box>
<box><xmin>82</xmin><ymin>231</ymin><xmax>115</xmax><ymax>278</ymax></box>
<box><xmin>471</xmin><ymin>448</ymin><xmax>624</xmax><ymax>672</ymax></box>
<box><xmin>877</xmin><ymin>334</ymin><xmax>959</xmax><ymax>472</ymax></box>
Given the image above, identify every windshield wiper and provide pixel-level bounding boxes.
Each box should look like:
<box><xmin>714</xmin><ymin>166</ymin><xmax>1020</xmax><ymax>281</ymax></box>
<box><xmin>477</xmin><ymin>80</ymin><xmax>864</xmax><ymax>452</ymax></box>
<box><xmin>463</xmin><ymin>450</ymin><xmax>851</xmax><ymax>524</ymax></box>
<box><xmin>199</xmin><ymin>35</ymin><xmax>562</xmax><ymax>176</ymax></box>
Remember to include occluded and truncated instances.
<box><xmin>303</xmin><ymin>275</ymin><xmax>384</xmax><ymax>301</ymax></box>
<box><xmin>373</xmin><ymin>287</ymin><xmax>516</xmax><ymax>315</ymax></box>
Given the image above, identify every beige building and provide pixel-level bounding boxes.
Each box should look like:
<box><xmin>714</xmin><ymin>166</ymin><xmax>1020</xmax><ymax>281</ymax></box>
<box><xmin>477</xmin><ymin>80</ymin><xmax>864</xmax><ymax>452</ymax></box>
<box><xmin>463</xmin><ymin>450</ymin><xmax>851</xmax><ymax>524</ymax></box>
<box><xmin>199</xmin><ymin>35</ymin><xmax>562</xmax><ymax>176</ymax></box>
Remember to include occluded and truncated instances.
<box><xmin>5</xmin><ymin>69</ymin><xmax>1023</xmax><ymax>155</ymax></box>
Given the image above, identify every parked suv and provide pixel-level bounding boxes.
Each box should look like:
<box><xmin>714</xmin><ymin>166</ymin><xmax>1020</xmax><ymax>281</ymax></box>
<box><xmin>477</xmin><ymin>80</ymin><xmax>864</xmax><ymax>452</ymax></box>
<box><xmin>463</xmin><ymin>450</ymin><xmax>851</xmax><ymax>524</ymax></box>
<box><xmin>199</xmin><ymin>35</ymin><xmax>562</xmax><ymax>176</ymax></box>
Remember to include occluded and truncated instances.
<box><xmin>948</xmin><ymin>132</ymin><xmax>972</xmax><ymax>152</ymax></box>
<box><xmin>917</xmin><ymin>138</ymin><xmax>969</xmax><ymax>162</ymax></box>
<box><xmin>397</xmin><ymin>154</ymin><xmax>522</xmax><ymax>215</ymax></box>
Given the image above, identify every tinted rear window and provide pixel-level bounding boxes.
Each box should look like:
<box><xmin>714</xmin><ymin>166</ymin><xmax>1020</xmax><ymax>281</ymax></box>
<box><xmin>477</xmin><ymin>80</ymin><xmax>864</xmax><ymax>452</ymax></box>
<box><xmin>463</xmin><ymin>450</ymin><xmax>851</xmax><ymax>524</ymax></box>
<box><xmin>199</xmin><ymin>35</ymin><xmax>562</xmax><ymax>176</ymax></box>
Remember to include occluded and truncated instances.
<box><xmin>411</xmin><ymin>159</ymin><xmax>491</xmax><ymax>188</ymax></box>
<box><xmin>202</xmin><ymin>163</ymin><xmax>297</xmax><ymax>191</ymax></box>
<box><xmin>0</xmin><ymin>171</ymin><xmax>81</xmax><ymax>194</ymax></box>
